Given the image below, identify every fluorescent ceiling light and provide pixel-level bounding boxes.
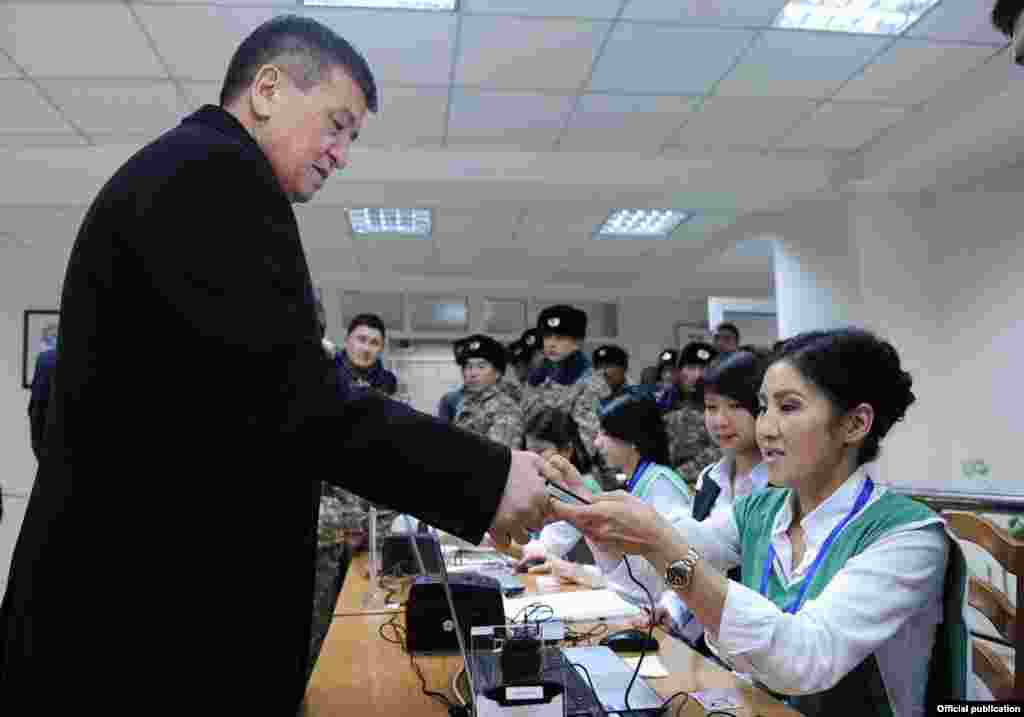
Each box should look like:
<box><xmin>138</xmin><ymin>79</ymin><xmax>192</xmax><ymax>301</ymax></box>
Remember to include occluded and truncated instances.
<box><xmin>773</xmin><ymin>0</ymin><xmax>940</xmax><ymax>36</ymax></box>
<box><xmin>301</xmin><ymin>0</ymin><xmax>456</xmax><ymax>10</ymax></box>
<box><xmin>348</xmin><ymin>208</ymin><xmax>432</xmax><ymax>237</ymax></box>
<box><xmin>596</xmin><ymin>209</ymin><xmax>692</xmax><ymax>238</ymax></box>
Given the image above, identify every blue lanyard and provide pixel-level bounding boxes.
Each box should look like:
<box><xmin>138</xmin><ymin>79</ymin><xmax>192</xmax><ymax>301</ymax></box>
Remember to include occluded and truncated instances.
<box><xmin>759</xmin><ymin>478</ymin><xmax>874</xmax><ymax>614</ymax></box>
<box><xmin>625</xmin><ymin>460</ymin><xmax>652</xmax><ymax>494</ymax></box>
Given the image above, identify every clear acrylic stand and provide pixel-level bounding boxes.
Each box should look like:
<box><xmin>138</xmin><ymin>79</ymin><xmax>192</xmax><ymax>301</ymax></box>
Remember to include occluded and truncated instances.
<box><xmin>360</xmin><ymin>505</ymin><xmax>391</xmax><ymax>609</ymax></box>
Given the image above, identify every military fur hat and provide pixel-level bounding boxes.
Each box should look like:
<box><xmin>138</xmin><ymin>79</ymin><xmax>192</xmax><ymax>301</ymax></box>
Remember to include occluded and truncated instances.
<box><xmin>536</xmin><ymin>305</ymin><xmax>587</xmax><ymax>340</ymax></box>
<box><xmin>519</xmin><ymin>328</ymin><xmax>541</xmax><ymax>353</ymax></box>
<box><xmin>593</xmin><ymin>344</ymin><xmax>629</xmax><ymax>370</ymax></box>
<box><xmin>656</xmin><ymin>348</ymin><xmax>680</xmax><ymax>371</ymax></box>
<box><xmin>678</xmin><ymin>341</ymin><xmax>718</xmax><ymax>368</ymax></box>
<box><xmin>455</xmin><ymin>334</ymin><xmax>507</xmax><ymax>374</ymax></box>
<box><xmin>452</xmin><ymin>337</ymin><xmax>471</xmax><ymax>360</ymax></box>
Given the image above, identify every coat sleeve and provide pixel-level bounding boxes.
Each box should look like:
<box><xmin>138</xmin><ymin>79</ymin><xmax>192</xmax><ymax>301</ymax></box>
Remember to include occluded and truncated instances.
<box><xmin>128</xmin><ymin>146</ymin><xmax>510</xmax><ymax>543</ymax></box>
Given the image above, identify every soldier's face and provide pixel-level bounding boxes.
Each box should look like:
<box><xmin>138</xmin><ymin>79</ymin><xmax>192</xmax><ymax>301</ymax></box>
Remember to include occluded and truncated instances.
<box><xmin>680</xmin><ymin>364</ymin><xmax>704</xmax><ymax>387</ymax></box>
<box><xmin>704</xmin><ymin>390</ymin><xmax>757</xmax><ymax>454</ymax></box>
<box><xmin>713</xmin><ymin>331</ymin><xmax>738</xmax><ymax>353</ymax></box>
<box><xmin>601</xmin><ymin>366</ymin><xmax>627</xmax><ymax>392</ymax></box>
<box><xmin>542</xmin><ymin>334</ymin><xmax>579</xmax><ymax>363</ymax></box>
<box><xmin>463</xmin><ymin>358</ymin><xmax>500</xmax><ymax>388</ymax></box>
<box><xmin>345</xmin><ymin>325</ymin><xmax>384</xmax><ymax>369</ymax></box>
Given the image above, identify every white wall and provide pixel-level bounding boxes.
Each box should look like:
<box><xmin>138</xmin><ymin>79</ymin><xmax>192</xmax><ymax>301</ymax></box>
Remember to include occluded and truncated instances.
<box><xmin>0</xmin><ymin>240</ymin><xmax>72</xmax><ymax>600</ymax></box>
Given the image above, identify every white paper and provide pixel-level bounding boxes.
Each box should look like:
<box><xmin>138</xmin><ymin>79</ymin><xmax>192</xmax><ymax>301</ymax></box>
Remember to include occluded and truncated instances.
<box><xmin>621</xmin><ymin>655</ymin><xmax>670</xmax><ymax>678</ymax></box>
<box><xmin>690</xmin><ymin>688</ymin><xmax>743</xmax><ymax>711</ymax></box>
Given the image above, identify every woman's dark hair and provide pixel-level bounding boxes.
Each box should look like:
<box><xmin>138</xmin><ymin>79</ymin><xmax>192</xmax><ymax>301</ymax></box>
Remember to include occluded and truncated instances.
<box><xmin>701</xmin><ymin>351</ymin><xmax>766</xmax><ymax>418</ymax></box>
<box><xmin>992</xmin><ymin>0</ymin><xmax>1023</xmax><ymax>37</ymax></box>
<box><xmin>524</xmin><ymin>408</ymin><xmax>593</xmax><ymax>476</ymax></box>
<box><xmin>599</xmin><ymin>396</ymin><xmax>671</xmax><ymax>467</ymax></box>
<box><xmin>221</xmin><ymin>15</ymin><xmax>379</xmax><ymax>112</ymax></box>
<box><xmin>769</xmin><ymin>327</ymin><xmax>915</xmax><ymax>465</ymax></box>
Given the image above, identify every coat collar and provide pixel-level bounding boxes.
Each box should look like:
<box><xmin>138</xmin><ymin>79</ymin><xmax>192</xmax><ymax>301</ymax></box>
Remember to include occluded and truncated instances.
<box><xmin>528</xmin><ymin>349</ymin><xmax>590</xmax><ymax>387</ymax></box>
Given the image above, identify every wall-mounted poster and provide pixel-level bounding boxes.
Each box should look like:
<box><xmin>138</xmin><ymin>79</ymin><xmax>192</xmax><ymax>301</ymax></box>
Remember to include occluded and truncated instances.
<box><xmin>22</xmin><ymin>310</ymin><xmax>59</xmax><ymax>389</ymax></box>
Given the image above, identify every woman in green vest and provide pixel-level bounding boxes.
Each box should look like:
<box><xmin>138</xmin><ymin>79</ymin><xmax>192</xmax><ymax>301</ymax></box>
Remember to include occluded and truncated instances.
<box><xmin>549</xmin><ymin>328</ymin><xmax>965</xmax><ymax>717</ymax></box>
<box><xmin>524</xmin><ymin>395</ymin><xmax>694</xmax><ymax>602</ymax></box>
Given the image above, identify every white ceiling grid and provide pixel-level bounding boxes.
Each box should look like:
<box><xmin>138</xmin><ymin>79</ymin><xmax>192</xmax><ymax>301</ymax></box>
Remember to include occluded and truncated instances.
<box><xmin>0</xmin><ymin>0</ymin><xmax>1013</xmax><ymax>295</ymax></box>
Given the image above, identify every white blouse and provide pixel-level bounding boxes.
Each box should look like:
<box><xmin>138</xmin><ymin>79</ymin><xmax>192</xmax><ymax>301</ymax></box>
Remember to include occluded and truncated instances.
<box><xmin>610</xmin><ymin>465</ymin><xmax>948</xmax><ymax>717</ymax></box>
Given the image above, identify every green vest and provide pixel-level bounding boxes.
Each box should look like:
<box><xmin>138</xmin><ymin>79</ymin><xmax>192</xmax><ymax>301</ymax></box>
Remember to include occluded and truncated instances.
<box><xmin>732</xmin><ymin>487</ymin><xmax>968</xmax><ymax>717</ymax></box>
<box><xmin>631</xmin><ymin>463</ymin><xmax>692</xmax><ymax>504</ymax></box>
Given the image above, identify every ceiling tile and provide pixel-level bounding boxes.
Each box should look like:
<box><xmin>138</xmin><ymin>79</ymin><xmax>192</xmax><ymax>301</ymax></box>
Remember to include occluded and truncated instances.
<box><xmin>670</xmin><ymin>96</ymin><xmax>816</xmax><ymax>148</ymax></box>
<box><xmin>434</xmin><ymin>210</ymin><xmax>522</xmax><ymax>265</ymax></box>
<box><xmin>134</xmin><ymin>5</ymin><xmax>279</xmax><ymax>81</ymax></box>
<box><xmin>715</xmin><ymin>29</ymin><xmax>889</xmax><ymax>99</ymax></box>
<box><xmin>906</xmin><ymin>0</ymin><xmax>1008</xmax><ymax>45</ymax></box>
<box><xmin>589</xmin><ymin>23</ymin><xmax>754</xmax><ymax>94</ymax></box>
<box><xmin>835</xmin><ymin>40</ymin><xmax>995</xmax><ymax>105</ymax></box>
<box><xmin>293</xmin><ymin>206</ymin><xmax>354</xmax><ymax>250</ymax></box>
<box><xmin>559</xmin><ymin>94</ymin><xmax>698</xmax><ymax>152</ymax></box>
<box><xmin>0</xmin><ymin>133</ymin><xmax>86</xmax><ymax>148</ymax></box>
<box><xmin>622</xmin><ymin>0</ymin><xmax>785</xmax><ymax>26</ymax></box>
<box><xmin>446</xmin><ymin>90</ymin><xmax>573</xmax><ymax>149</ymax></box>
<box><xmin>41</xmin><ymin>80</ymin><xmax>185</xmax><ymax>135</ymax></box>
<box><xmin>782</xmin><ymin>102</ymin><xmax>906</xmax><ymax>151</ymax></box>
<box><xmin>358</xmin><ymin>86</ymin><xmax>448</xmax><ymax>148</ymax></box>
<box><xmin>297</xmin><ymin>8</ymin><xmax>456</xmax><ymax>85</ymax></box>
<box><xmin>0</xmin><ymin>51</ymin><xmax>20</xmax><ymax>79</ymax></box>
<box><xmin>0</xmin><ymin>80</ymin><xmax>75</xmax><ymax>133</ymax></box>
<box><xmin>0</xmin><ymin>3</ymin><xmax>164</xmax><ymax>78</ymax></box>
<box><xmin>462</xmin><ymin>0</ymin><xmax>622</xmax><ymax>19</ymax></box>
<box><xmin>356</xmin><ymin>240</ymin><xmax>436</xmax><ymax>271</ymax></box>
<box><xmin>457</xmin><ymin>16</ymin><xmax>610</xmax><ymax>91</ymax></box>
<box><xmin>304</xmin><ymin>247</ymin><xmax>362</xmax><ymax>276</ymax></box>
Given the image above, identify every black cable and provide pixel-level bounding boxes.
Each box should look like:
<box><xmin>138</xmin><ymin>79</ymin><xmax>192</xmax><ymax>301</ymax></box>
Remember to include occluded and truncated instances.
<box><xmin>376</xmin><ymin>608</ymin><xmax>458</xmax><ymax>711</ymax></box>
<box><xmin>621</xmin><ymin>555</ymin><xmax>656</xmax><ymax>712</ymax></box>
<box><xmin>660</xmin><ymin>690</ymin><xmax>690</xmax><ymax>717</ymax></box>
<box><xmin>570</xmin><ymin>662</ymin><xmax>608</xmax><ymax>717</ymax></box>
<box><xmin>705</xmin><ymin>712</ymin><xmax>737</xmax><ymax>717</ymax></box>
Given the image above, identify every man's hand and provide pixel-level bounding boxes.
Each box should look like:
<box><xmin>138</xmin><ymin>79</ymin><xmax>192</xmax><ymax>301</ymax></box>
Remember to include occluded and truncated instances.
<box><xmin>489</xmin><ymin>450</ymin><xmax>562</xmax><ymax>547</ymax></box>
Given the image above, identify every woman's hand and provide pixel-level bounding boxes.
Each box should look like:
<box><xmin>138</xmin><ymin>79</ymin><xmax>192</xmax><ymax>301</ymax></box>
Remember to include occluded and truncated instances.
<box><xmin>631</xmin><ymin>606</ymin><xmax>675</xmax><ymax>632</ymax></box>
<box><xmin>548</xmin><ymin>490</ymin><xmax>683</xmax><ymax>561</ymax></box>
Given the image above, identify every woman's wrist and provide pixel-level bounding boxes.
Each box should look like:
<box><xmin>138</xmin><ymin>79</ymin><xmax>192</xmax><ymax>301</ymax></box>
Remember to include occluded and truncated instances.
<box><xmin>646</xmin><ymin>525</ymin><xmax>691</xmax><ymax>576</ymax></box>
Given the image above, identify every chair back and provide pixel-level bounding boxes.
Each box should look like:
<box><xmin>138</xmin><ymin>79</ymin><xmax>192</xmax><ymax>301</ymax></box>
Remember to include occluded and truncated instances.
<box><xmin>943</xmin><ymin>511</ymin><xmax>1022</xmax><ymax>701</ymax></box>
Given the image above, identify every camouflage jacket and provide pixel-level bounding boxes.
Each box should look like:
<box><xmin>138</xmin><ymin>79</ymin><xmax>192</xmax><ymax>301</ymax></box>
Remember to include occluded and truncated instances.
<box><xmin>522</xmin><ymin>366</ymin><xmax>608</xmax><ymax>461</ymax></box>
<box><xmin>664</xmin><ymin>403</ymin><xmax>721</xmax><ymax>482</ymax></box>
<box><xmin>454</xmin><ymin>382</ymin><xmax>524</xmax><ymax>450</ymax></box>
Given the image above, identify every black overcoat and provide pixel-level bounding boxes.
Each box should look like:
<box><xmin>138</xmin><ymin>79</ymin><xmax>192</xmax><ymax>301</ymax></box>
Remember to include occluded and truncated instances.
<box><xmin>0</xmin><ymin>106</ymin><xmax>510</xmax><ymax>711</ymax></box>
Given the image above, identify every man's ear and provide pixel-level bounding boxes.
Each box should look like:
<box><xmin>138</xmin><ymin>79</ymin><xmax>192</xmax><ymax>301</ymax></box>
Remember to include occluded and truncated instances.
<box><xmin>249</xmin><ymin>64</ymin><xmax>285</xmax><ymax>121</ymax></box>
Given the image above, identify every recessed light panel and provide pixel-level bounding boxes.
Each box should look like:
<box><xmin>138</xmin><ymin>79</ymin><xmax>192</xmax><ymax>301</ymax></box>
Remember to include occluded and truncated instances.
<box><xmin>773</xmin><ymin>0</ymin><xmax>940</xmax><ymax>36</ymax></box>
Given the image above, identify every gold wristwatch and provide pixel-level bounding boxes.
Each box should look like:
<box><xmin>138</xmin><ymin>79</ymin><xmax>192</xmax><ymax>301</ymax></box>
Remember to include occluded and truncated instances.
<box><xmin>664</xmin><ymin>547</ymin><xmax>701</xmax><ymax>591</ymax></box>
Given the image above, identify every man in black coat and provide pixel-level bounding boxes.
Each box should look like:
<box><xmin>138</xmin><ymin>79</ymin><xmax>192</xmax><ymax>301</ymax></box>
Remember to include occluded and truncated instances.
<box><xmin>0</xmin><ymin>15</ymin><xmax>558</xmax><ymax>712</ymax></box>
<box><xmin>27</xmin><ymin>344</ymin><xmax>57</xmax><ymax>461</ymax></box>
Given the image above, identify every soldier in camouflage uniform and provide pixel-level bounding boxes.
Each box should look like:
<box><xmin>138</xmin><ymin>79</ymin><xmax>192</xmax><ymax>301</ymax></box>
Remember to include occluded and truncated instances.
<box><xmin>663</xmin><ymin>341</ymin><xmax>722</xmax><ymax>481</ymax></box>
<box><xmin>319</xmin><ymin>313</ymin><xmax>401</xmax><ymax>551</ymax></box>
<box><xmin>452</xmin><ymin>334</ymin><xmax>524</xmax><ymax>449</ymax></box>
<box><xmin>521</xmin><ymin>305</ymin><xmax>608</xmax><ymax>466</ymax></box>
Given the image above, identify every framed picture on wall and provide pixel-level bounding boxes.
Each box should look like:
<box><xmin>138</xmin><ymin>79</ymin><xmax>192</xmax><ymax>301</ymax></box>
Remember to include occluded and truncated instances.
<box><xmin>22</xmin><ymin>310</ymin><xmax>59</xmax><ymax>389</ymax></box>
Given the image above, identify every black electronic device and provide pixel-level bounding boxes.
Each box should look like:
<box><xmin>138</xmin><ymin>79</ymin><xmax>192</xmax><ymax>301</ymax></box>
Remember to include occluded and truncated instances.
<box><xmin>405</xmin><ymin>572</ymin><xmax>504</xmax><ymax>654</ymax></box>
<box><xmin>600</xmin><ymin>628</ymin><xmax>660</xmax><ymax>654</ymax></box>
<box><xmin>516</xmin><ymin>556</ymin><xmax>547</xmax><ymax>574</ymax></box>
<box><xmin>382</xmin><ymin>531</ymin><xmax>443</xmax><ymax>577</ymax></box>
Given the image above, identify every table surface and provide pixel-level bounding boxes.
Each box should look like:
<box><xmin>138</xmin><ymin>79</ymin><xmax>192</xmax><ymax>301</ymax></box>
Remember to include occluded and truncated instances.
<box><xmin>304</xmin><ymin>553</ymin><xmax>800</xmax><ymax>717</ymax></box>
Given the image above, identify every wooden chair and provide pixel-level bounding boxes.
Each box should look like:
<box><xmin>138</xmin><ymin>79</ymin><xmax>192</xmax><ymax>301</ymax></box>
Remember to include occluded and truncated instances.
<box><xmin>943</xmin><ymin>511</ymin><xmax>1022</xmax><ymax>701</ymax></box>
